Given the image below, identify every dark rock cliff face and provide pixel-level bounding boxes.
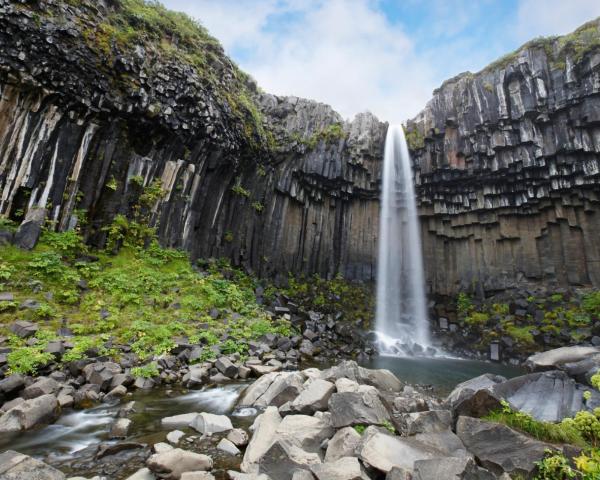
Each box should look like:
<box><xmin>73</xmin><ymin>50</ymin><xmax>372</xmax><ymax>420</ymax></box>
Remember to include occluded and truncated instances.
<box><xmin>0</xmin><ymin>0</ymin><xmax>385</xmax><ymax>281</ymax></box>
<box><xmin>409</xmin><ymin>21</ymin><xmax>600</xmax><ymax>295</ymax></box>
<box><xmin>2</xmin><ymin>1</ymin><xmax>600</xmax><ymax>295</ymax></box>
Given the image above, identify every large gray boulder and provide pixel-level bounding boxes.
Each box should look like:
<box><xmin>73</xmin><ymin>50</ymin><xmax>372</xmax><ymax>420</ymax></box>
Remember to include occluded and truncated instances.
<box><xmin>190</xmin><ymin>412</ymin><xmax>233</xmax><ymax>435</ymax></box>
<box><xmin>0</xmin><ymin>450</ymin><xmax>65</xmax><ymax>479</ymax></box>
<box><xmin>257</xmin><ymin>439</ymin><xmax>321</xmax><ymax>480</ymax></box>
<box><xmin>456</xmin><ymin>416</ymin><xmax>555</xmax><ymax>477</ymax></box>
<box><xmin>495</xmin><ymin>370</ymin><xmax>600</xmax><ymax>422</ymax></box>
<box><xmin>0</xmin><ymin>394</ymin><xmax>59</xmax><ymax>433</ymax></box>
<box><xmin>21</xmin><ymin>377</ymin><xmax>60</xmax><ymax>399</ymax></box>
<box><xmin>147</xmin><ymin>448</ymin><xmax>212</xmax><ymax>479</ymax></box>
<box><xmin>82</xmin><ymin>362</ymin><xmax>122</xmax><ymax>391</ymax></box>
<box><xmin>241</xmin><ymin>407</ymin><xmax>282</xmax><ymax>473</ymax></box>
<box><xmin>358</xmin><ymin>426</ymin><xmax>451</xmax><ymax>473</ymax></box>
<box><xmin>275</xmin><ymin>413</ymin><xmax>334</xmax><ymax>453</ymax></box>
<box><xmin>290</xmin><ymin>379</ymin><xmax>335</xmax><ymax>414</ymax></box>
<box><xmin>394</xmin><ymin>410</ymin><xmax>453</xmax><ymax>436</ymax></box>
<box><xmin>444</xmin><ymin>374</ymin><xmax>505</xmax><ymax>418</ymax></box>
<box><xmin>310</xmin><ymin>456</ymin><xmax>363</xmax><ymax>480</ymax></box>
<box><xmin>319</xmin><ymin>361</ymin><xmax>402</xmax><ymax>392</ymax></box>
<box><xmin>329</xmin><ymin>390</ymin><xmax>391</xmax><ymax>427</ymax></box>
<box><xmin>14</xmin><ymin>207</ymin><xmax>46</xmax><ymax>250</ymax></box>
<box><xmin>238</xmin><ymin>372</ymin><xmax>305</xmax><ymax>408</ymax></box>
<box><xmin>161</xmin><ymin>413</ymin><xmax>200</xmax><ymax>429</ymax></box>
<box><xmin>413</xmin><ymin>457</ymin><xmax>495</xmax><ymax>480</ymax></box>
<box><xmin>324</xmin><ymin>427</ymin><xmax>362</xmax><ymax>462</ymax></box>
<box><xmin>526</xmin><ymin>346</ymin><xmax>600</xmax><ymax>371</ymax></box>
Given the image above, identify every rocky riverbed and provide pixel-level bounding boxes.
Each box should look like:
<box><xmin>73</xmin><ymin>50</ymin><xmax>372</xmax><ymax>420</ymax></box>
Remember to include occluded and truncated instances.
<box><xmin>1</xmin><ymin>347</ymin><xmax>600</xmax><ymax>479</ymax></box>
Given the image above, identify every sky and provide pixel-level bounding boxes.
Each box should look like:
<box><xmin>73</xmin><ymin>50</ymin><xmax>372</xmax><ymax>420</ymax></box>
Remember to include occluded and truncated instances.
<box><xmin>162</xmin><ymin>0</ymin><xmax>600</xmax><ymax>122</ymax></box>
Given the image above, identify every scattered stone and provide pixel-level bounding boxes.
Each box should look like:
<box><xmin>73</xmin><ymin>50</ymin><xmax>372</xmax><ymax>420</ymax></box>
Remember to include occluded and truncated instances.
<box><xmin>0</xmin><ymin>394</ymin><xmax>59</xmax><ymax>432</ymax></box>
<box><xmin>238</xmin><ymin>372</ymin><xmax>305</xmax><ymax>408</ymax></box>
<box><xmin>456</xmin><ymin>416</ymin><xmax>554</xmax><ymax>477</ymax></box>
<box><xmin>181</xmin><ymin>473</ymin><xmax>215</xmax><ymax>480</ymax></box>
<box><xmin>257</xmin><ymin>439</ymin><xmax>321</xmax><ymax>480</ymax></box>
<box><xmin>216</xmin><ymin>357</ymin><xmax>238</xmax><ymax>378</ymax></box>
<box><xmin>166</xmin><ymin>430</ymin><xmax>186</xmax><ymax>444</ymax></box>
<box><xmin>22</xmin><ymin>377</ymin><xmax>60</xmax><ymax>399</ymax></box>
<box><xmin>324</xmin><ymin>426</ymin><xmax>362</xmax><ymax>462</ymax></box>
<box><xmin>275</xmin><ymin>413</ymin><xmax>334</xmax><ymax>453</ymax></box>
<box><xmin>241</xmin><ymin>407</ymin><xmax>282</xmax><ymax>473</ymax></box>
<box><xmin>125</xmin><ymin>467</ymin><xmax>156</xmax><ymax>480</ymax></box>
<box><xmin>9</xmin><ymin>320</ymin><xmax>38</xmax><ymax>338</ymax></box>
<box><xmin>310</xmin><ymin>456</ymin><xmax>362</xmax><ymax>480</ymax></box>
<box><xmin>328</xmin><ymin>390</ymin><xmax>391</xmax><ymax>427</ymax></box>
<box><xmin>413</xmin><ymin>457</ymin><xmax>494</xmax><ymax>480</ymax></box>
<box><xmin>290</xmin><ymin>379</ymin><xmax>335</xmax><ymax>414</ymax></box>
<box><xmin>190</xmin><ymin>412</ymin><xmax>233</xmax><ymax>435</ymax></box>
<box><xmin>162</xmin><ymin>413</ymin><xmax>200</xmax><ymax>429</ymax></box>
<box><xmin>147</xmin><ymin>448</ymin><xmax>212</xmax><ymax>479</ymax></box>
<box><xmin>83</xmin><ymin>362</ymin><xmax>122</xmax><ymax>391</ymax></box>
<box><xmin>154</xmin><ymin>443</ymin><xmax>174</xmax><ymax>454</ymax></box>
<box><xmin>217</xmin><ymin>438</ymin><xmax>241</xmax><ymax>456</ymax></box>
<box><xmin>0</xmin><ymin>450</ymin><xmax>65</xmax><ymax>479</ymax></box>
<box><xmin>227</xmin><ymin>428</ymin><xmax>249</xmax><ymax>447</ymax></box>
<box><xmin>110</xmin><ymin>418</ymin><xmax>132</xmax><ymax>438</ymax></box>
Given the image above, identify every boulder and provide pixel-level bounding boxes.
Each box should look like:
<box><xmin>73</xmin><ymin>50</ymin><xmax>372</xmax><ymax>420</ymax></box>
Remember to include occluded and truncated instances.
<box><xmin>167</xmin><ymin>430</ymin><xmax>186</xmax><ymax>444</ymax></box>
<box><xmin>290</xmin><ymin>379</ymin><xmax>335</xmax><ymax>414</ymax></box>
<box><xmin>241</xmin><ymin>407</ymin><xmax>282</xmax><ymax>473</ymax></box>
<box><xmin>526</xmin><ymin>346</ymin><xmax>600</xmax><ymax>371</ymax></box>
<box><xmin>394</xmin><ymin>410</ymin><xmax>453</xmax><ymax>436</ymax></box>
<box><xmin>22</xmin><ymin>377</ymin><xmax>60</xmax><ymax>399</ymax></box>
<box><xmin>413</xmin><ymin>457</ymin><xmax>495</xmax><ymax>480</ymax></box>
<box><xmin>456</xmin><ymin>416</ymin><xmax>554</xmax><ymax>477</ymax></box>
<box><xmin>218</xmin><ymin>438</ymin><xmax>241</xmax><ymax>456</ymax></box>
<box><xmin>324</xmin><ymin>426</ymin><xmax>362</xmax><ymax>462</ymax></box>
<box><xmin>82</xmin><ymin>362</ymin><xmax>122</xmax><ymax>391</ymax></box>
<box><xmin>162</xmin><ymin>413</ymin><xmax>200</xmax><ymax>429</ymax></box>
<box><xmin>182</xmin><ymin>365</ymin><xmax>209</xmax><ymax>388</ymax></box>
<box><xmin>0</xmin><ymin>394</ymin><xmax>59</xmax><ymax>432</ymax></box>
<box><xmin>275</xmin><ymin>413</ymin><xmax>334</xmax><ymax>453</ymax></box>
<box><xmin>147</xmin><ymin>448</ymin><xmax>213</xmax><ymax>479</ymax></box>
<box><xmin>358</xmin><ymin>426</ymin><xmax>450</xmax><ymax>473</ymax></box>
<box><xmin>190</xmin><ymin>412</ymin><xmax>233</xmax><ymax>435</ymax></box>
<box><xmin>228</xmin><ymin>472</ymin><xmax>272</xmax><ymax>480</ymax></box>
<box><xmin>238</xmin><ymin>372</ymin><xmax>305</xmax><ymax>408</ymax></box>
<box><xmin>444</xmin><ymin>374</ymin><xmax>505</xmax><ymax>418</ymax></box>
<box><xmin>216</xmin><ymin>357</ymin><xmax>238</xmax><ymax>378</ymax></box>
<box><xmin>14</xmin><ymin>207</ymin><xmax>46</xmax><ymax>250</ymax></box>
<box><xmin>0</xmin><ymin>374</ymin><xmax>25</xmax><ymax>396</ymax></box>
<box><xmin>227</xmin><ymin>428</ymin><xmax>249</xmax><ymax>447</ymax></box>
<box><xmin>9</xmin><ymin>320</ymin><xmax>38</xmax><ymax>338</ymax></box>
<box><xmin>385</xmin><ymin>467</ymin><xmax>412</xmax><ymax>480</ymax></box>
<box><xmin>125</xmin><ymin>468</ymin><xmax>156</xmax><ymax>480</ymax></box>
<box><xmin>494</xmin><ymin>370</ymin><xmax>600</xmax><ymax>422</ymax></box>
<box><xmin>257</xmin><ymin>439</ymin><xmax>321</xmax><ymax>480</ymax></box>
<box><xmin>181</xmin><ymin>473</ymin><xmax>215</xmax><ymax>480</ymax></box>
<box><xmin>320</xmin><ymin>361</ymin><xmax>402</xmax><ymax>392</ymax></box>
<box><xmin>329</xmin><ymin>390</ymin><xmax>391</xmax><ymax>427</ymax></box>
<box><xmin>110</xmin><ymin>418</ymin><xmax>132</xmax><ymax>438</ymax></box>
<box><xmin>0</xmin><ymin>450</ymin><xmax>65</xmax><ymax>480</ymax></box>
<box><xmin>310</xmin><ymin>456</ymin><xmax>363</xmax><ymax>480</ymax></box>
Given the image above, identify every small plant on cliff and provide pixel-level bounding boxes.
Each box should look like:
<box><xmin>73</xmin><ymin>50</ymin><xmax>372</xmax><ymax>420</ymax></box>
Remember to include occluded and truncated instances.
<box><xmin>231</xmin><ymin>183</ymin><xmax>251</xmax><ymax>198</ymax></box>
<box><xmin>251</xmin><ymin>201</ymin><xmax>264</xmax><ymax>213</ymax></box>
<box><xmin>456</xmin><ymin>292</ymin><xmax>473</xmax><ymax>317</ymax></box>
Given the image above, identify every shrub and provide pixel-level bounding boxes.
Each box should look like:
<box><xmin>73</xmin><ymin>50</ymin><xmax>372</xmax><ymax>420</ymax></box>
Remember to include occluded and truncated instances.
<box><xmin>131</xmin><ymin>362</ymin><xmax>160</xmax><ymax>379</ymax></box>
<box><xmin>535</xmin><ymin>450</ymin><xmax>577</xmax><ymax>479</ymax></box>
<box><xmin>583</xmin><ymin>291</ymin><xmax>600</xmax><ymax>317</ymax></box>
<box><xmin>231</xmin><ymin>184</ymin><xmax>250</xmax><ymax>198</ymax></box>
<box><xmin>457</xmin><ymin>292</ymin><xmax>473</xmax><ymax>316</ymax></box>
<box><xmin>465</xmin><ymin>311</ymin><xmax>489</xmax><ymax>326</ymax></box>
<box><xmin>7</xmin><ymin>346</ymin><xmax>54</xmax><ymax>375</ymax></box>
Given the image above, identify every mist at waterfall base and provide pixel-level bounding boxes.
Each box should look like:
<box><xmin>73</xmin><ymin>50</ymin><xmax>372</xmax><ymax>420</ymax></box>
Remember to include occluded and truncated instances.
<box><xmin>375</xmin><ymin>124</ymin><xmax>434</xmax><ymax>357</ymax></box>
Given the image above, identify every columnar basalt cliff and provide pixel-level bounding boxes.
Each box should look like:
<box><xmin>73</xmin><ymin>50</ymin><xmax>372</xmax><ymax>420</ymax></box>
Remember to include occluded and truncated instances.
<box><xmin>0</xmin><ymin>0</ymin><xmax>385</xmax><ymax>281</ymax></box>
<box><xmin>2</xmin><ymin>0</ymin><xmax>600</xmax><ymax>296</ymax></box>
<box><xmin>409</xmin><ymin>20</ymin><xmax>600</xmax><ymax>295</ymax></box>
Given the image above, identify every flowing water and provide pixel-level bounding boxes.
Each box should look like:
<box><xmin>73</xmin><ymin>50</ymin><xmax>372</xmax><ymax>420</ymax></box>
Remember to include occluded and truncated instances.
<box><xmin>375</xmin><ymin>124</ymin><xmax>430</xmax><ymax>356</ymax></box>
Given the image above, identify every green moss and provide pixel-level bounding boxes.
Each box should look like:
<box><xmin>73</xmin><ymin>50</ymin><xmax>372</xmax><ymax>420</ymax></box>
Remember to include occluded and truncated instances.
<box><xmin>403</xmin><ymin>125</ymin><xmax>425</xmax><ymax>150</ymax></box>
<box><xmin>131</xmin><ymin>361</ymin><xmax>160</xmax><ymax>378</ymax></box>
<box><xmin>465</xmin><ymin>311</ymin><xmax>489</xmax><ymax>327</ymax></box>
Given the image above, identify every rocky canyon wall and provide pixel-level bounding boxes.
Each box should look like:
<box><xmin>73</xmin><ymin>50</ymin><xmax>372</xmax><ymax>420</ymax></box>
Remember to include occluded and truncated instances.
<box><xmin>2</xmin><ymin>0</ymin><xmax>600</xmax><ymax>296</ymax></box>
<box><xmin>409</xmin><ymin>21</ymin><xmax>600</xmax><ymax>295</ymax></box>
<box><xmin>0</xmin><ymin>0</ymin><xmax>385</xmax><ymax>281</ymax></box>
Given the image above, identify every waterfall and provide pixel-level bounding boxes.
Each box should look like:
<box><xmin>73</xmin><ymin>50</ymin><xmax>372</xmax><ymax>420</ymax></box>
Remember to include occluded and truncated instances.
<box><xmin>375</xmin><ymin>124</ymin><xmax>430</xmax><ymax>356</ymax></box>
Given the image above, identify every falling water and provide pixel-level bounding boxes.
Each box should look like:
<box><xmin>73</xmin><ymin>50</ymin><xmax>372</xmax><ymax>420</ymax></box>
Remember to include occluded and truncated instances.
<box><xmin>375</xmin><ymin>124</ymin><xmax>430</xmax><ymax>356</ymax></box>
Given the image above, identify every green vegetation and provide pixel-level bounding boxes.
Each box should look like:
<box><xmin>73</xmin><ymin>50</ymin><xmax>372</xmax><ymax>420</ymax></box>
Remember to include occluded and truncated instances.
<box><xmin>292</xmin><ymin>123</ymin><xmax>348</xmax><ymax>150</ymax></box>
<box><xmin>464</xmin><ymin>311</ymin><xmax>489</xmax><ymax>327</ymax></box>
<box><xmin>131</xmin><ymin>362</ymin><xmax>160</xmax><ymax>378</ymax></box>
<box><xmin>251</xmin><ymin>201</ymin><xmax>264</xmax><ymax>213</ymax></box>
<box><xmin>231</xmin><ymin>183</ymin><xmax>251</xmax><ymax>198</ymax></box>
<box><xmin>353</xmin><ymin>425</ymin><xmax>367</xmax><ymax>435</ymax></box>
<box><xmin>0</xmin><ymin>226</ymin><xmax>293</xmax><ymax>372</ymax></box>
<box><xmin>456</xmin><ymin>292</ymin><xmax>473</xmax><ymax>317</ymax></box>
<box><xmin>404</xmin><ymin>125</ymin><xmax>425</xmax><ymax>150</ymax></box>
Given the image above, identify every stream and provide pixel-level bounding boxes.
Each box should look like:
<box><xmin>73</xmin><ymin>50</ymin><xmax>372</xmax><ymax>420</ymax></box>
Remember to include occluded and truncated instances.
<box><xmin>0</xmin><ymin>357</ymin><xmax>524</xmax><ymax>478</ymax></box>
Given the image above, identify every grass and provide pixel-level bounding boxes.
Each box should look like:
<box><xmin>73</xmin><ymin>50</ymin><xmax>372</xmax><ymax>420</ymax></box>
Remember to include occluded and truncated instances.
<box><xmin>0</xmin><ymin>227</ymin><xmax>293</xmax><ymax>375</ymax></box>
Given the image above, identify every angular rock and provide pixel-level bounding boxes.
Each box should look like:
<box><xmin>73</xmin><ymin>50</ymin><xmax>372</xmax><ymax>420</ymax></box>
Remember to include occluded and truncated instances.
<box><xmin>110</xmin><ymin>418</ymin><xmax>132</xmax><ymax>438</ymax></box>
<box><xmin>394</xmin><ymin>410</ymin><xmax>453</xmax><ymax>436</ymax></box>
<box><xmin>455</xmin><ymin>416</ymin><xmax>554</xmax><ymax>477</ymax></box>
<box><xmin>329</xmin><ymin>390</ymin><xmax>391</xmax><ymax>427</ymax></box>
<box><xmin>190</xmin><ymin>412</ymin><xmax>233</xmax><ymax>435</ymax></box>
<box><xmin>257</xmin><ymin>439</ymin><xmax>321</xmax><ymax>480</ymax></box>
<box><xmin>125</xmin><ymin>468</ymin><xmax>156</xmax><ymax>480</ymax></box>
<box><xmin>238</xmin><ymin>372</ymin><xmax>305</xmax><ymax>408</ymax></box>
<box><xmin>22</xmin><ymin>377</ymin><xmax>60</xmax><ymax>399</ymax></box>
<box><xmin>216</xmin><ymin>357</ymin><xmax>238</xmax><ymax>378</ymax></box>
<box><xmin>444</xmin><ymin>374</ymin><xmax>505</xmax><ymax>418</ymax></box>
<box><xmin>227</xmin><ymin>428</ymin><xmax>249</xmax><ymax>447</ymax></box>
<box><xmin>275</xmin><ymin>413</ymin><xmax>334</xmax><ymax>453</ymax></box>
<box><xmin>218</xmin><ymin>438</ymin><xmax>241</xmax><ymax>456</ymax></box>
<box><xmin>290</xmin><ymin>379</ymin><xmax>335</xmax><ymax>414</ymax></box>
<box><xmin>0</xmin><ymin>394</ymin><xmax>59</xmax><ymax>432</ymax></box>
<box><xmin>310</xmin><ymin>456</ymin><xmax>362</xmax><ymax>480</ymax></box>
<box><xmin>161</xmin><ymin>413</ymin><xmax>200</xmax><ymax>429</ymax></box>
<box><xmin>324</xmin><ymin>427</ymin><xmax>362</xmax><ymax>462</ymax></box>
<box><xmin>83</xmin><ymin>362</ymin><xmax>122</xmax><ymax>391</ymax></box>
<box><xmin>0</xmin><ymin>450</ymin><xmax>65</xmax><ymax>480</ymax></box>
<box><xmin>166</xmin><ymin>430</ymin><xmax>186</xmax><ymax>444</ymax></box>
<box><xmin>241</xmin><ymin>407</ymin><xmax>282</xmax><ymax>473</ymax></box>
<box><xmin>0</xmin><ymin>374</ymin><xmax>25</xmax><ymax>395</ymax></box>
<box><xmin>181</xmin><ymin>473</ymin><xmax>215</xmax><ymax>480</ymax></box>
<box><xmin>9</xmin><ymin>320</ymin><xmax>38</xmax><ymax>338</ymax></box>
<box><xmin>413</xmin><ymin>457</ymin><xmax>495</xmax><ymax>480</ymax></box>
<box><xmin>147</xmin><ymin>448</ymin><xmax>213</xmax><ymax>479</ymax></box>
<box><xmin>320</xmin><ymin>361</ymin><xmax>402</xmax><ymax>392</ymax></box>
<box><xmin>526</xmin><ymin>346</ymin><xmax>600</xmax><ymax>371</ymax></box>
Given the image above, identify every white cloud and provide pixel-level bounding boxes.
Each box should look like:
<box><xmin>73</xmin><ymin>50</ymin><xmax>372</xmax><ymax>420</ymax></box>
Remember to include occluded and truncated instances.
<box><xmin>163</xmin><ymin>0</ymin><xmax>436</xmax><ymax>122</ymax></box>
<box><xmin>514</xmin><ymin>0</ymin><xmax>600</xmax><ymax>41</ymax></box>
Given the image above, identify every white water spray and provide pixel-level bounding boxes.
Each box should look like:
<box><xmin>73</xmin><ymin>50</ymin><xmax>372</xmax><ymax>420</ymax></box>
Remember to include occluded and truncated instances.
<box><xmin>375</xmin><ymin>124</ymin><xmax>430</xmax><ymax>356</ymax></box>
